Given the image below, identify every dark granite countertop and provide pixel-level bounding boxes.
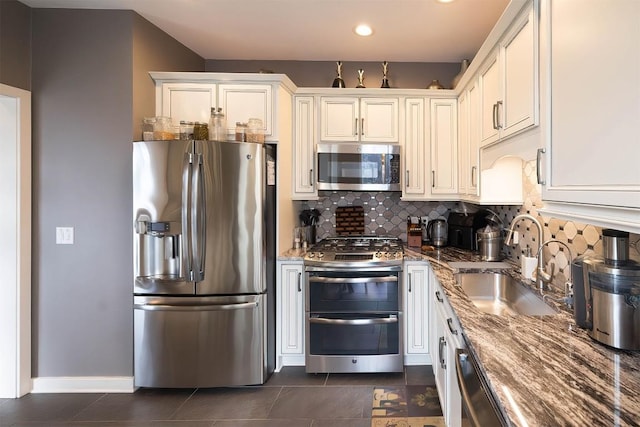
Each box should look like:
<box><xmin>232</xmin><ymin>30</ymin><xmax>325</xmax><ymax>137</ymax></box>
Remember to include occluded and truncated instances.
<box><xmin>406</xmin><ymin>246</ymin><xmax>640</xmax><ymax>427</ymax></box>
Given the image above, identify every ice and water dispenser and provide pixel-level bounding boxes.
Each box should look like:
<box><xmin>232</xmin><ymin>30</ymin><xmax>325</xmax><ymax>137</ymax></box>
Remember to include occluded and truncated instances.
<box><xmin>135</xmin><ymin>220</ymin><xmax>183</xmax><ymax>280</ymax></box>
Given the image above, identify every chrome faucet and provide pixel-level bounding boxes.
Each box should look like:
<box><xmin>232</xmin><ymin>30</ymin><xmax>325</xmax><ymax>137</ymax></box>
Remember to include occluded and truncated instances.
<box><xmin>538</xmin><ymin>239</ymin><xmax>574</xmax><ymax>305</ymax></box>
<box><xmin>505</xmin><ymin>214</ymin><xmax>549</xmax><ymax>291</ymax></box>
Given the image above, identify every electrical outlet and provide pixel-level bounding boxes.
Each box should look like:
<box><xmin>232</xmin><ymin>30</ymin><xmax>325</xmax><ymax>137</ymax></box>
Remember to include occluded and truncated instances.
<box><xmin>56</xmin><ymin>227</ymin><xmax>74</xmax><ymax>244</ymax></box>
<box><xmin>420</xmin><ymin>216</ymin><xmax>429</xmax><ymax>225</ymax></box>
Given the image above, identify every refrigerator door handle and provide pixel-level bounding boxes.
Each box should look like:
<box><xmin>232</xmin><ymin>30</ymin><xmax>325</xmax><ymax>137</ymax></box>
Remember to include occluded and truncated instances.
<box><xmin>134</xmin><ymin>301</ymin><xmax>259</xmax><ymax>312</ymax></box>
<box><xmin>182</xmin><ymin>153</ymin><xmax>194</xmax><ymax>280</ymax></box>
<box><xmin>191</xmin><ymin>152</ymin><xmax>205</xmax><ymax>282</ymax></box>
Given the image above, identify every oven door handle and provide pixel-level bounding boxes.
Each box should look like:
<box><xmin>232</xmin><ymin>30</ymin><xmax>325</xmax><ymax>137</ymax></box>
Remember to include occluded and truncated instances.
<box><xmin>309</xmin><ymin>276</ymin><xmax>398</xmax><ymax>284</ymax></box>
<box><xmin>309</xmin><ymin>315</ymin><xmax>398</xmax><ymax>325</ymax></box>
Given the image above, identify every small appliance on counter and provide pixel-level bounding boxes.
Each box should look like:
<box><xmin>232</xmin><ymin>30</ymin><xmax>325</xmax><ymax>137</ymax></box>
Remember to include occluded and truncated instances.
<box><xmin>572</xmin><ymin>229</ymin><xmax>640</xmax><ymax>351</ymax></box>
<box><xmin>427</xmin><ymin>218</ymin><xmax>448</xmax><ymax>247</ymax></box>
<box><xmin>447</xmin><ymin>210</ymin><xmax>491</xmax><ymax>251</ymax></box>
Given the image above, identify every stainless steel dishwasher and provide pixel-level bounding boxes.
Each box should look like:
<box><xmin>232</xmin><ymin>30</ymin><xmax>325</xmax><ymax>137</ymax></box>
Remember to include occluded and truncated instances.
<box><xmin>455</xmin><ymin>347</ymin><xmax>509</xmax><ymax>426</ymax></box>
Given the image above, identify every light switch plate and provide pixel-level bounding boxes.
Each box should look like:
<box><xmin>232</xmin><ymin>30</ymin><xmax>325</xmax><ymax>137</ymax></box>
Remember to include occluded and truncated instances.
<box><xmin>56</xmin><ymin>227</ymin><xmax>74</xmax><ymax>244</ymax></box>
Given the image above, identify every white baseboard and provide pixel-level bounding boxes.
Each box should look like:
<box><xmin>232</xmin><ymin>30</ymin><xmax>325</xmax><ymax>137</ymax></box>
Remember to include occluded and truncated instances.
<box><xmin>31</xmin><ymin>376</ymin><xmax>135</xmax><ymax>393</ymax></box>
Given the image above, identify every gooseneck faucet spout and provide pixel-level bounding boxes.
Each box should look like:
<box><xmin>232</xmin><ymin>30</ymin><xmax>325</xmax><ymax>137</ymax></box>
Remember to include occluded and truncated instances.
<box><xmin>505</xmin><ymin>214</ymin><xmax>549</xmax><ymax>291</ymax></box>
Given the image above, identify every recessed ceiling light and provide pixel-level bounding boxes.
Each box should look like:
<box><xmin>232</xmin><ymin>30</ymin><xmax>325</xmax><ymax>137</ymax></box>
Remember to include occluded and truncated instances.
<box><xmin>354</xmin><ymin>24</ymin><xmax>373</xmax><ymax>37</ymax></box>
<box><xmin>436</xmin><ymin>0</ymin><xmax>455</xmax><ymax>3</ymax></box>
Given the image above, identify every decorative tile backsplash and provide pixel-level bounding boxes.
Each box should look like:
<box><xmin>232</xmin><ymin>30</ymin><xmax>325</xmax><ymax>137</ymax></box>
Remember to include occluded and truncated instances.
<box><xmin>296</xmin><ymin>160</ymin><xmax>640</xmax><ymax>290</ymax></box>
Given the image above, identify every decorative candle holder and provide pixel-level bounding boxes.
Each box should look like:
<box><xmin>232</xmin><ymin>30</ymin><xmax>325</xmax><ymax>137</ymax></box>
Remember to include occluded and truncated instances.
<box><xmin>356</xmin><ymin>69</ymin><xmax>366</xmax><ymax>88</ymax></box>
<box><xmin>381</xmin><ymin>61</ymin><xmax>390</xmax><ymax>88</ymax></box>
<box><xmin>332</xmin><ymin>61</ymin><xmax>346</xmax><ymax>88</ymax></box>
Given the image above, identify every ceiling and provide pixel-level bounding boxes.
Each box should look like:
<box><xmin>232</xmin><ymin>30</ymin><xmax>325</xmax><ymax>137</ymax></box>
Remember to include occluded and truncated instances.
<box><xmin>20</xmin><ymin>0</ymin><xmax>510</xmax><ymax>63</ymax></box>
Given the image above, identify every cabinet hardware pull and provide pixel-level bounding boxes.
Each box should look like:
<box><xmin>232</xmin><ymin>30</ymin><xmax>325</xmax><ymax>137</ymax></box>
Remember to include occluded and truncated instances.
<box><xmin>408</xmin><ymin>273</ymin><xmax>412</xmax><ymax>292</ymax></box>
<box><xmin>406</xmin><ymin>170</ymin><xmax>410</xmax><ymax>187</ymax></box>
<box><xmin>435</xmin><ymin>291</ymin><xmax>443</xmax><ymax>302</ymax></box>
<box><xmin>355</xmin><ymin>118</ymin><xmax>358</xmax><ymax>136</ymax></box>
<box><xmin>471</xmin><ymin>166</ymin><xmax>477</xmax><ymax>187</ymax></box>
<box><xmin>439</xmin><ymin>337</ymin><xmax>447</xmax><ymax>369</ymax></box>
<box><xmin>447</xmin><ymin>318</ymin><xmax>458</xmax><ymax>335</ymax></box>
<box><xmin>492</xmin><ymin>103</ymin><xmax>498</xmax><ymax>130</ymax></box>
<box><xmin>536</xmin><ymin>148</ymin><xmax>546</xmax><ymax>185</ymax></box>
<box><xmin>432</xmin><ymin>171</ymin><xmax>435</xmax><ymax>188</ymax></box>
<box><xmin>297</xmin><ymin>272</ymin><xmax>302</xmax><ymax>292</ymax></box>
<box><xmin>361</xmin><ymin>118</ymin><xmax>364</xmax><ymax>136</ymax></box>
<box><xmin>496</xmin><ymin>100</ymin><xmax>503</xmax><ymax>129</ymax></box>
<box><xmin>309</xmin><ymin>169</ymin><xmax>314</xmax><ymax>186</ymax></box>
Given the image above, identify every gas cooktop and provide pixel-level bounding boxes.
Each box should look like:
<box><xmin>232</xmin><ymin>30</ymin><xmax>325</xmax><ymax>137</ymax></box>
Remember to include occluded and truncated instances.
<box><xmin>304</xmin><ymin>236</ymin><xmax>404</xmax><ymax>268</ymax></box>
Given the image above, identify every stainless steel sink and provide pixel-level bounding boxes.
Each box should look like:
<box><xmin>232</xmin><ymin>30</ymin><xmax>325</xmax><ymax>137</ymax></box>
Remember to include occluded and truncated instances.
<box><xmin>454</xmin><ymin>272</ymin><xmax>557</xmax><ymax>316</ymax></box>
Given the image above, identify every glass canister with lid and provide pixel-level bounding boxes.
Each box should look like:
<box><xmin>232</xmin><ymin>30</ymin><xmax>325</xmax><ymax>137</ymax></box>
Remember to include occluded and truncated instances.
<box><xmin>209</xmin><ymin>108</ymin><xmax>227</xmax><ymax>141</ymax></box>
<box><xmin>246</xmin><ymin>118</ymin><xmax>265</xmax><ymax>143</ymax></box>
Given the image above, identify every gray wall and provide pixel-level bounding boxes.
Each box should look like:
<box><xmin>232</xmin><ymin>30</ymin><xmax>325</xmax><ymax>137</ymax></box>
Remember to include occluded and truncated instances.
<box><xmin>31</xmin><ymin>8</ymin><xmax>203</xmax><ymax>377</ymax></box>
<box><xmin>132</xmin><ymin>13</ymin><xmax>204</xmax><ymax>140</ymax></box>
<box><xmin>206</xmin><ymin>59</ymin><xmax>461</xmax><ymax>89</ymax></box>
<box><xmin>0</xmin><ymin>0</ymin><xmax>31</xmax><ymax>90</ymax></box>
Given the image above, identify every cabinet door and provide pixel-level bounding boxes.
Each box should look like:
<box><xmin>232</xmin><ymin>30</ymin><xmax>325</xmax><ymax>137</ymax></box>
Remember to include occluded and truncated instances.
<box><xmin>479</xmin><ymin>53</ymin><xmax>501</xmax><ymax>147</ymax></box>
<box><xmin>543</xmin><ymin>0</ymin><xmax>640</xmax><ymax>212</ymax></box>
<box><xmin>219</xmin><ymin>84</ymin><xmax>272</xmax><ymax>137</ymax></box>
<box><xmin>457</xmin><ymin>91</ymin><xmax>470</xmax><ymax>196</ymax></box>
<box><xmin>467</xmin><ymin>82</ymin><xmax>480</xmax><ymax>197</ymax></box>
<box><xmin>403</xmin><ymin>263</ymin><xmax>430</xmax><ymax>364</ymax></box>
<box><xmin>433</xmin><ymin>296</ymin><xmax>448</xmax><ymax>414</ymax></box>
<box><xmin>320</xmin><ymin>97</ymin><xmax>359</xmax><ymax>141</ymax></box>
<box><xmin>430</xmin><ymin>99</ymin><xmax>458</xmax><ymax>195</ymax></box>
<box><xmin>501</xmin><ymin>3</ymin><xmax>537</xmax><ymax>138</ymax></box>
<box><xmin>360</xmin><ymin>98</ymin><xmax>399</xmax><ymax>142</ymax></box>
<box><xmin>276</xmin><ymin>263</ymin><xmax>305</xmax><ymax>367</ymax></box>
<box><xmin>160</xmin><ymin>83</ymin><xmax>217</xmax><ymax>124</ymax></box>
<box><xmin>403</xmin><ymin>98</ymin><xmax>427</xmax><ymax>198</ymax></box>
<box><xmin>293</xmin><ymin>96</ymin><xmax>316</xmax><ymax>198</ymax></box>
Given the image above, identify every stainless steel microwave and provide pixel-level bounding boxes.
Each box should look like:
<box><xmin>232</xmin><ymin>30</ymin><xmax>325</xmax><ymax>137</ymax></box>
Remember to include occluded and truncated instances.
<box><xmin>316</xmin><ymin>143</ymin><xmax>401</xmax><ymax>191</ymax></box>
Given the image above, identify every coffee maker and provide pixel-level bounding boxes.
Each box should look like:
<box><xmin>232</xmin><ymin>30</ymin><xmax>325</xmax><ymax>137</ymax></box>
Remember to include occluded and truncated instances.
<box><xmin>572</xmin><ymin>229</ymin><xmax>640</xmax><ymax>351</ymax></box>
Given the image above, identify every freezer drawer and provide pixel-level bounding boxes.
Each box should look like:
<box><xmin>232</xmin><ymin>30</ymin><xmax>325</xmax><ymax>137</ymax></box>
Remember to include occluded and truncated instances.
<box><xmin>134</xmin><ymin>294</ymin><xmax>266</xmax><ymax>388</ymax></box>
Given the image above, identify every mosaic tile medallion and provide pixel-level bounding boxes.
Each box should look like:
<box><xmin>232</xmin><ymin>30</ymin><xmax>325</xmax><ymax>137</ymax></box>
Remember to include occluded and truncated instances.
<box><xmin>372</xmin><ymin>385</ymin><xmax>445</xmax><ymax>427</ymax></box>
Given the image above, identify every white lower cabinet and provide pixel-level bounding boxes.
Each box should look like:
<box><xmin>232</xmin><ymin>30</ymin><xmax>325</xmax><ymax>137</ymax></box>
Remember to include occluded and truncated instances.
<box><xmin>431</xmin><ymin>270</ymin><xmax>463</xmax><ymax>427</ymax></box>
<box><xmin>276</xmin><ymin>261</ymin><xmax>305</xmax><ymax>370</ymax></box>
<box><xmin>403</xmin><ymin>262</ymin><xmax>431</xmax><ymax>365</ymax></box>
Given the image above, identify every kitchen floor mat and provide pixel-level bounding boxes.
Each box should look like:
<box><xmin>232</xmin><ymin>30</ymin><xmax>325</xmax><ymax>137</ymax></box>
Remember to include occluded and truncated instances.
<box><xmin>371</xmin><ymin>385</ymin><xmax>445</xmax><ymax>427</ymax></box>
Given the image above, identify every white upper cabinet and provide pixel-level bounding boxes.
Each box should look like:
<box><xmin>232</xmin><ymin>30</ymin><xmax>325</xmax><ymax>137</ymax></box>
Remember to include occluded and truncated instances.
<box><xmin>403</xmin><ymin>98</ymin><xmax>427</xmax><ymax>198</ymax></box>
<box><xmin>538</xmin><ymin>0</ymin><xmax>640</xmax><ymax>232</ymax></box>
<box><xmin>160</xmin><ymin>82</ymin><xmax>217</xmax><ymax>125</ymax></box>
<box><xmin>218</xmin><ymin>84</ymin><xmax>272</xmax><ymax>136</ymax></box>
<box><xmin>479</xmin><ymin>1</ymin><xmax>538</xmax><ymax>147</ymax></box>
<box><xmin>430</xmin><ymin>98</ymin><xmax>458</xmax><ymax>196</ymax></box>
<box><xmin>292</xmin><ymin>96</ymin><xmax>317</xmax><ymax>199</ymax></box>
<box><xmin>320</xmin><ymin>96</ymin><xmax>399</xmax><ymax>143</ymax></box>
<box><xmin>151</xmin><ymin>72</ymin><xmax>296</xmax><ymax>142</ymax></box>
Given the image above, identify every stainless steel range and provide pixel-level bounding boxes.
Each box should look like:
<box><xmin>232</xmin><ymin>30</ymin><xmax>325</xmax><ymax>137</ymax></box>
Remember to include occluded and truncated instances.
<box><xmin>304</xmin><ymin>236</ymin><xmax>404</xmax><ymax>373</ymax></box>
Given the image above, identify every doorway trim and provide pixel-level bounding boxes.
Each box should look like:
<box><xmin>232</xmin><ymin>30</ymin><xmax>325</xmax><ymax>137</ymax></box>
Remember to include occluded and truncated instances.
<box><xmin>0</xmin><ymin>83</ymin><xmax>32</xmax><ymax>398</ymax></box>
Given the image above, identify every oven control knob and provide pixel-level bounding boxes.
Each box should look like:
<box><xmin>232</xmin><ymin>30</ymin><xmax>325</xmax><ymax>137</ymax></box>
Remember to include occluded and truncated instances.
<box><xmin>375</xmin><ymin>252</ymin><xmax>382</xmax><ymax>258</ymax></box>
<box><xmin>317</xmin><ymin>252</ymin><xmax>324</xmax><ymax>258</ymax></box>
<box><xmin>308</xmin><ymin>252</ymin><xmax>315</xmax><ymax>258</ymax></box>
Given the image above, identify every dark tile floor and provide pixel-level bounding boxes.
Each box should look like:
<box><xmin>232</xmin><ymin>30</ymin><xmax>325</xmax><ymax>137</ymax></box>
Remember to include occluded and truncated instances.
<box><xmin>0</xmin><ymin>366</ymin><xmax>436</xmax><ymax>427</ymax></box>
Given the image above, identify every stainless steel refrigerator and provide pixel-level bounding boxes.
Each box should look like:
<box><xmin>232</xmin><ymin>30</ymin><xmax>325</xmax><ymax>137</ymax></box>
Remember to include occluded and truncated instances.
<box><xmin>132</xmin><ymin>139</ymin><xmax>276</xmax><ymax>388</ymax></box>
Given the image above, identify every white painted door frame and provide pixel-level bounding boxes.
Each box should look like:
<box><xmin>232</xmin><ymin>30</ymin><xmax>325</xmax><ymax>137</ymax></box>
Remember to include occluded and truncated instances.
<box><xmin>0</xmin><ymin>83</ymin><xmax>32</xmax><ymax>398</ymax></box>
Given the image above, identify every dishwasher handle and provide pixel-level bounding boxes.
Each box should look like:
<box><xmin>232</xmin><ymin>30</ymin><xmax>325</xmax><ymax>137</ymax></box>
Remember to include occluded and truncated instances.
<box><xmin>455</xmin><ymin>348</ymin><xmax>507</xmax><ymax>427</ymax></box>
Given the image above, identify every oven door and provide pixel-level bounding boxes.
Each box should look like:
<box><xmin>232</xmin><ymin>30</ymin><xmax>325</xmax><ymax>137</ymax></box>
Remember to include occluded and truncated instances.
<box><xmin>306</xmin><ymin>272</ymin><xmax>400</xmax><ymax>312</ymax></box>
